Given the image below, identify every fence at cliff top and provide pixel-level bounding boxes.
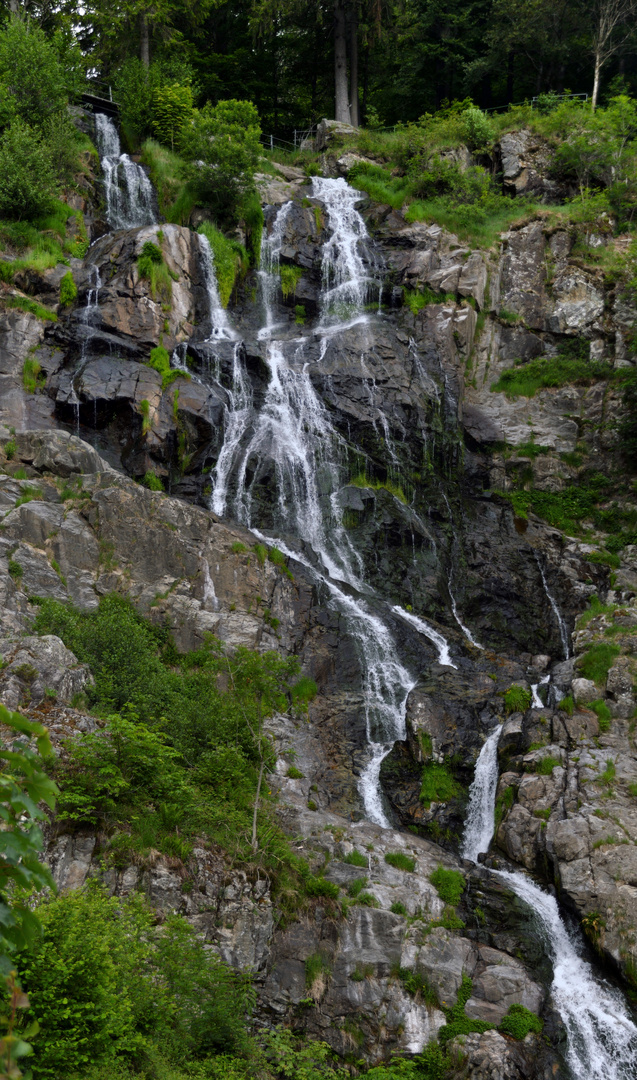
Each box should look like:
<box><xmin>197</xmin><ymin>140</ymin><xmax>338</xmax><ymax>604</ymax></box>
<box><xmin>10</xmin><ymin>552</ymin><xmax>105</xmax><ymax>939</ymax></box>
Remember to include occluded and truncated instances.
<box><xmin>260</xmin><ymin>127</ymin><xmax>318</xmax><ymax>152</ymax></box>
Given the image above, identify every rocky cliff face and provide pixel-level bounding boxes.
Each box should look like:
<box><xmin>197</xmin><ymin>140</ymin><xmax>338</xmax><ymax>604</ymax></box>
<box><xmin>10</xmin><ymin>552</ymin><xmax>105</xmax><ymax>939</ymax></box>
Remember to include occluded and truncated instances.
<box><xmin>2</xmin><ymin>120</ymin><xmax>637</xmax><ymax>1077</ymax></box>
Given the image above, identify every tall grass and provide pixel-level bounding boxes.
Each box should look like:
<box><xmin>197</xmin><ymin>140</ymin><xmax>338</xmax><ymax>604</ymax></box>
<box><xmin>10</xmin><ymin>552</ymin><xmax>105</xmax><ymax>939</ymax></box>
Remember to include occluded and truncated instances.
<box><xmin>197</xmin><ymin>222</ymin><xmax>248</xmax><ymax>307</ymax></box>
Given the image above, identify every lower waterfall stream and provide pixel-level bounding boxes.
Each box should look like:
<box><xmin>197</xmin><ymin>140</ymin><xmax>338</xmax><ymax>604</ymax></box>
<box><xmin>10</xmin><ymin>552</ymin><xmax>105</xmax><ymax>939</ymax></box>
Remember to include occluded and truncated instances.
<box><xmin>463</xmin><ymin>727</ymin><xmax>637</xmax><ymax>1079</ymax></box>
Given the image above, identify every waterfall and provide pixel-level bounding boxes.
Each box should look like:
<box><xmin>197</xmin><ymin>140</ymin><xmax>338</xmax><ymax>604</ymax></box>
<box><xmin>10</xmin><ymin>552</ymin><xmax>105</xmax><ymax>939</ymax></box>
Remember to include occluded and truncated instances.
<box><xmin>462</xmin><ymin>721</ymin><xmax>637</xmax><ymax>1078</ymax></box>
<box><xmin>94</xmin><ymin>113</ymin><xmax>156</xmax><ymax>230</ymax></box>
<box><xmin>197</xmin><ymin>233</ymin><xmax>236</xmax><ymax>341</ymax></box>
<box><xmin>208</xmin><ymin>180</ymin><xmax>454</xmax><ymax>825</ymax></box>
<box><xmin>78</xmin><ymin>264</ymin><xmax>102</xmax><ymax>361</ymax></box>
<box><xmin>531</xmin><ymin>673</ymin><xmax>550</xmax><ymax>708</ymax></box>
<box><xmin>535</xmin><ymin>552</ymin><xmax>571</xmax><ymax>659</ymax></box>
<box><xmin>461</xmin><ymin>723</ymin><xmax>502</xmax><ymax>862</ymax></box>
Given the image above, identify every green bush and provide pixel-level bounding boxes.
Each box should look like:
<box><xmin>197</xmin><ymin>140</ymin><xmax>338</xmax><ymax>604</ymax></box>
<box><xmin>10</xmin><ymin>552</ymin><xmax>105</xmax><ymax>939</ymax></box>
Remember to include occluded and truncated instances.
<box><xmin>279</xmin><ymin>264</ymin><xmax>303</xmax><ymax>299</ymax></box>
<box><xmin>498</xmin><ymin>1003</ymin><xmax>543</xmax><ymax>1040</ymax></box>
<box><xmin>420</xmin><ymin>761</ymin><xmax>460</xmax><ymax>807</ymax></box>
<box><xmin>398</xmin><ymin>968</ymin><xmax>439</xmax><ymax>1007</ymax></box>
<box><xmin>17</xmin><ymin>886</ymin><xmax>255</xmax><ymax>1077</ymax></box>
<box><xmin>59</xmin><ymin>271</ymin><xmax>77</xmax><ymax>307</ymax></box>
<box><xmin>183</xmin><ymin>99</ymin><xmax>261</xmax><ymax>221</ymax></box>
<box><xmin>577</xmin><ymin>643</ymin><xmax>620</xmax><ymax>685</ymax></box>
<box><xmin>384</xmin><ymin>851</ymin><xmax>416</xmax><ymax>873</ymax></box>
<box><xmin>429</xmin><ymin>866</ymin><xmax>465</xmax><ymax>906</ymax></box>
<box><xmin>143</xmin><ymin>470</ymin><xmax>164</xmax><ymax>491</ymax></box>
<box><xmin>504</xmin><ymin>684</ymin><xmax>532</xmax><ymax>714</ymax></box>
<box><xmin>390</xmin><ymin>901</ymin><xmax>408</xmax><ymax>916</ymax></box>
<box><xmin>560</xmin><ymin>694</ymin><xmax>574</xmax><ymax>716</ymax></box>
<box><xmin>0</xmin><ymin>119</ymin><xmax>57</xmax><ymax>220</ymax></box>
<box><xmin>152</xmin><ymin>83</ymin><xmax>194</xmax><ymax>151</ymax></box>
<box><xmin>22</xmin><ymin>357</ymin><xmax>42</xmax><ymax>393</ymax></box>
<box><xmin>0</xmin><ymin>17</ymin><xmax>67</xmax><ymax>128</ymax></box>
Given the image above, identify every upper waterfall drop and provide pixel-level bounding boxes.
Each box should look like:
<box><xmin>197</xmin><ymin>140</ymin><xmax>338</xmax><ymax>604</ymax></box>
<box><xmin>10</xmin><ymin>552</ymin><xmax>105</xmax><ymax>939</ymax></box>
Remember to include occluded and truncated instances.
<box><xmin>312</xmin><ymin>176</ymin><xmax>377</xmax><ymax>321</ymax></box>
<box><xmin>94</xmin><ymin>113</ymin><xmax>156</xmax><ymax>230</ymax></box>
<box><xmin>197</xmin><ymin>232</ymin><xmax>236</xmax><ymax>341</ymax></box>
<box><xmin>461</xmin><ymin>723</ymin><xmax>502</xmax><ymax>861</ymax></box>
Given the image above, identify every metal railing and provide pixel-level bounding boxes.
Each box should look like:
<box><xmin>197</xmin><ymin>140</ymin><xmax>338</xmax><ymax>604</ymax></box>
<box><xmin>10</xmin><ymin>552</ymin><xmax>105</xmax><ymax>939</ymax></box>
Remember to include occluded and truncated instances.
<box><xmin>260</xmin><ymin>126</ymin><xmax>318</xmax><ymax>153</ymax></box>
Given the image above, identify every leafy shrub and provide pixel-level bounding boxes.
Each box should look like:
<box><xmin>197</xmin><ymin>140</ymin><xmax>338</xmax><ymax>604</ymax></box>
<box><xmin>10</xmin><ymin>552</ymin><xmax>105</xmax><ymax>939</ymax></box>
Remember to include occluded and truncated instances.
<box><xmin>559</xmin><ymin>694</ymin><xmax>574</xmax><ymax>716</ymax></box>
<box><xmin>17</xmin><ymin>887</ymin><xmax>255</xmax><ymax>1077</ymax></box>
<box><xmin>4</xmin><ymin>438</ymin><xmax>15</xmax><ymax>460</ymax></box>
<box><xmin>343</xmin><ymin>849</ymin><xmax>368</xmax><ymax>868</ymax></box>
<box><xmin>59</xmin><ymin>271</ymin><xmax>77</xmax><ymax>307</ymax></box>
<box><xmin>286</xmin><ymin>765</ymin><xmax>304</xmax><ymax>779</ymax></box>
<box><xmin>420</xmin><ymin>761</ymin><xmax>460</xmax><ymax>806</ymax></box>
<box><xmin>304</xmin><ymin>876</ymin><xmax>339</xmax><ymax>900</ymax></box>
<box><xmin>0</xmin><ymin>119</ymin><xmax>57</xmax><ymax>220</ymax></box>
<box><xmin>591</xmin><ymin>699</ymin><xmax>612</xmax><ymax>732</ymax></box>
<box><xmin>279</xmin><ymin>264</ymin><xmax>302</xmax><ymax>299</ymax></box>
<box><xmin>461</xmin><ymin>106</ymin><xmax>494</xmax><ymax>150</ymax></box>
<box><xmin>498</xmin><ymin>1003</ymin><xmax>543</xmax><ymax>1040</ymax></box>
<box><xmin>152</xmin><ymin>83</ymin><xmax>194</xmax><ymax>151</ymax></box>
<box><xmin>504</xmin><ymin>684</ymin><xmax>532</xmax><ymax>714</ymax></box>
<box><xmin>183</xmin><ymin>99</ymin><xmax>261</xmax><ymax>221</ymax></box>
<box><xmin>586</xmin><ymin>550</ymin><xmax>620</xmax><ymax>569</ymax></box>
<box><xmin>290</xmin><ymin>676</ymin><xmax>317</xmax><ymax>707</ymax></box>
<box><xmin>137</xmin><ymin>245</ymin><xmax>176</xmax><ymax>304</ymax></box>
<box><xmin>143</xmin><ymin>470</ymin><xmax>164</xmax><ymax>491</ymax></box>
<box><xmin>7</xmin><ymin>559</ymin><xmax>22</xmax><ymax>580</ymax></box>
<box><xmin>384</xmin><ymin>851</ymin><xmax>416</xmax><ymax>873</ymax></box>
<box><xmin>577</xmin><ymin>643</ymin><xmax>620</xmax><ymax>684</ymax></box>
<box><xmin>0</xmin><ymin>17</ymin><xmax>67</xmax><ymax>127</ymax></box>
<box><xmin>231</xmin><ymin>541</ymin><xmax>248</xmax><ymax>554</ymax></box>
<box><xmin>398</xmin><ymin>968</ymin><xmax>439</xmax><ymax>1007</ymax></box>
<box><xmin>429</xmin><ymin>866</ymin><xmax>465</xmax><ymax>906</ymax></box>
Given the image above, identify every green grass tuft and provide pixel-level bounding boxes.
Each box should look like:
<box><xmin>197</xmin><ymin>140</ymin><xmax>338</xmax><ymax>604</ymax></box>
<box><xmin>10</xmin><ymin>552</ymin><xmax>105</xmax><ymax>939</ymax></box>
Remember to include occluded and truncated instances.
<box><xmin>384</xmin><ymin>851</ymin><xmax>416</xmax><ymax>873</ymax></box>
<box><xmin>429</xmin><ymin>865</ymin><xmax>465</xmax><ymax>906</ymax></box>
<box><xmin>420</xmin><ymin>761</ymin><xmax>460</xmax><ymax>807</ymax></box>
<box><xmin>577</xmin><ymin>643</ymin><xmax>620</xmax><ymax>685</ymax></box>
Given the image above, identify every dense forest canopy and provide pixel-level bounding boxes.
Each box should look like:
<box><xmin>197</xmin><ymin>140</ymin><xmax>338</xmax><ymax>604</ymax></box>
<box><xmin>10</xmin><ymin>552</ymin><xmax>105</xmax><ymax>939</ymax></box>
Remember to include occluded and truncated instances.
<box><xmin>3</xmin><ymin>0</ymin><xmax>637</xmax><ymax>133</ymax></box>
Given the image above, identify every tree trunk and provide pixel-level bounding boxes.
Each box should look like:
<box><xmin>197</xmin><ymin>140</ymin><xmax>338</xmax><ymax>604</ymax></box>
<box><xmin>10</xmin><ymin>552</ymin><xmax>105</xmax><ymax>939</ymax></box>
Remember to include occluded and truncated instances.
<box><xmin>334</xmin><ymin>0</ymin><xmax>350</xmax><ymax>123</ymax></box>
<box><xmin>361</xmin><ymin>43</ymin><xmax>369</xmax><ymax>126</ymax></box>
<box><xmin>592</xmin><ymin>50</ymin><xmax>602</xmax><ymax>111</ymax></box>
<box><xmin>251</xmin><ymin>758</ymin><xmax>265</xmax><ymax>853</ymax></box>
<box><xmin>349</xmin><ymin>3</ymin><xmax>359</xmax><ymax>127</ymax></box>
<box><xmin>140</xmin><ymin>11</ymin><xmax>150</xmax><ymax>68</ymax></box>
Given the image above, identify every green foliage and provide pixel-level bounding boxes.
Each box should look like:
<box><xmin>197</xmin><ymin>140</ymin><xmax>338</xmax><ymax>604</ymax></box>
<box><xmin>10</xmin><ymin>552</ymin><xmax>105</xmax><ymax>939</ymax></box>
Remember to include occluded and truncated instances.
<box><xmin>147</xmin><ymin>344</ymin><xmax>184</xmax><ymax>391</ymax></box>
<box><xmin>279</xmin><ymin>264</ymin><xmax>303</xmax><ymax>299</ymax></box>
<box><xmin>577</xmin><ymin>643</ymin><xmax>621</xmax><ymax>685</ymax></box>
<box><xmin>390</xmin><ymin>901</ymin><xmax>408</xmax><ymax>916</ymax></box>
<box><xmin>438</xmin><ymin>974</ymin><xmax>493</xmax><ymax>1045</ymax></box>
<box><xmin>295</xmin><ymin>304</ymin><xmax>306</xmax><ymax>324</ymax></box>
<box><xmin>461</xmin><ymin>106</ymin><xmax>495</xmax><ymax>151</ymax></box>
<box><xmin>502</xmin><ymin>474</ymin><xmax>610</xmax><ymax>535</ymax></box>
<box><xmin>2</xmin><ymin>295</ymin><xmax>56</xmax><ymax>321</ymax></box>
<box><xmin>0</xmin><ymin>17</ymin><xmax>67</xmax><ymax>128</ymax></box>
<box><xmin>4</xmin><ymin>439</ymin><xmax>15</xmax><ymax>460</ymax></box>
<box><xmin>599</xmin><ymin>758</ymin><xmax>616</xmax><ymax>786</ymax></box>
<box><xmin>591</xmin><ymin>699</ymin><xmax>612</xmax><ymax>732</ymax></box>
<box><xmin>290</xmin><ymin>677</ymin><xmax>317</xmax><ymax>708</ymax></box>
<box><xmin>429</xmin><ymin>866</ymin><xmax>465</xmax><ymax>906</ymax></box>
<box><xmin>183</xmin><ymin>100</ymin><xmax>261</xmax><ymax>222</ymax></box>
<box><xmin>305</xmin><ymin>952</ymin><xmax>330</xmax><ymax>991</ymax></box>
<box><xmin>586</xmin><ymin>550</ymin><xmax>621</xmax><ymax>569</ymax></box>
<box><xmin>347</xmin><ymin>877</ymin><xmax>368</xmax><ymax>898</ymax></box>
<box><xmin>397</xmin><ymin>968</ymin><xmax>439</xmax><ymax>1007</ymax></box>
<box><xmin>143</xmin><ymin>470</ymin><xmax>164</xmax><ymax>491</ymax></box>
<box><xmin>22</xmin><ymin>358</ymin><xmax>43</xmax><ymax>394</ymax></box>
<box><xmin>8</xmin><ymin>559</ymin><xmax>23</xmax><ymax>581</ymax></box>
<box><xmin>348</xmin><ymin>472</ymin><xmax>407</xmax><ymax>504</ymax></box>
<box><xmin>384</xmin><ymin>851</ymin><xmax>416</xmax><ymax>873</ymax></box>
<box><xmin>231</xmin><ymin>542</ymin><xmax>248</xmax><ymax>554</ymax></box>
<box><xmin>137</xmin><ymin>243</ymin><xmax>175</xmax><ymax>305</ymax></box>
<box><xmin>560</xmin><ymin>694</ymin><xmax>574</xmax><ymax>716</ymax></box>
<box><xmin>0</xmin><ymin>704</ymin><xmax>57</xmax><ymax>972</ymax></box>
<box><xmin>504</xmin><ymin>684</ymin><xmax>532</xmax><ymax>714</ymax></box>
<box><xmin>498</xmin><ymin>1003</ymin><xmax>543</xmax><ymax>1040</ymax></box>
<box><xmin>197</xmin><ymin>222</ymin><xmax>248</xmax><ymax>308</ymax></box>
<box><xmin>17</xmin><ymin>886</ymin><xmax>254</xmax><ymax>1078</ymax></box>
<box><xmin>535</xmin><ymin>756</ymin><xmax>562</xmax><ymax>776</ymax></box>
<box><xmin>304</xmin><ymin>876</ymin><xmax>339</xmax><ymax>900</ymax></box>
<box><xmin>286</xmin><ymin>765</ymin><xmax>304</xmax><ymax>779</ymax></box>
<box><xmin>420</xmin><ymin>761</ymin><xmax>460</xmax><ymax>807</ymax></box>
<box><xmin>152</xmin><ymin>83</ymin><xmax>194</xmax><ymax>151</ymax></box>
<box><xmin>253</xmin><ymin>543</ymin><xmax>267</xmax><ymax>565</ymax></box>
<box><xmin>31</xmin><ymin>596</ymin><xmax>306</xmax><ymax>894</ymax></box>
<box><xmin>343</xmin><ymin>850</ymin><xmax>368</xmax><ymax>868</ymax></box>
<box><xmin>15</xmin><ymin>485</ymin><xmax>43</xmax><ymax>507</ymax></box>
<box><xmin>0</xmin><ymin>119</ymin><xmax>58</xmax><ymax>220</ymax></box>
<box><xmin>492</xmin><ymin>341</ymin><xmax>612</xmax><ymax>399</ymax></box>
<box><xmin>494</xmin><ymin>785</ymin><xmax>514</xmax><ymax>829</ymax></box>
<box><xmin>59</xmin><ymin>271</ymin><xmax>77</xmax><ymax>308</ymax></box>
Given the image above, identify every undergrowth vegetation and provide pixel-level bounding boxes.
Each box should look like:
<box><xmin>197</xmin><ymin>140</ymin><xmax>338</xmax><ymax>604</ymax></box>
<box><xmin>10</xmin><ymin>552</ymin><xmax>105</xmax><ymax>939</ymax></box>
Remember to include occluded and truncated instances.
<box><xmin>32</xmin><ymin>595</ymin><xmax>318</xmax><ymax>915</ymax></box>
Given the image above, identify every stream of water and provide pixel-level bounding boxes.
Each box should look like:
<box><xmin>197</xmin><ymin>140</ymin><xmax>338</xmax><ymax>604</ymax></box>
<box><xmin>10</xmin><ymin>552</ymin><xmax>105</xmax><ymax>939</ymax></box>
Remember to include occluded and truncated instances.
<box><xmin>205</xmin><ymin>178</ymin><xmax>457</xmax><ymax>825</ymax></box>
<box><xmin>94</xmin><ymin>113</ymin><xmax>156</xmax><ymax>230</ymax></box>
<box><xmin>463</xmin><ymin>726</ymin><xmax>637</xmax><ymax>1079</ymax></box>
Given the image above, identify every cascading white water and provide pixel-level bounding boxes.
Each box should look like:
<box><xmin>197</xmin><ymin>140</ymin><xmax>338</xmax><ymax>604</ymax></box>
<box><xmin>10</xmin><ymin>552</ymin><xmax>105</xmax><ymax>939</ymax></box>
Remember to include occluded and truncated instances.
<box><xmin>462</xmin><ymin>715</ymin><xmax>637</xmax><ymax>1078</ymax></box>
<box><xmin>94</xmin><ymin>113</ymin><xmax>156</xmax><ymax>229</ymax></box>
<box><xmin>461</xmin><ymin>723</ymin><xmax>502</xmax><ymax>861</ymax></box>
<box><xmin>496</xmin><ymin>870</ymin><xmax>637</xmax><ymax>1080</ymax></box>
<box><xmin>535</xmin><ymin>551</ymin><xmax>571</xmax><ymax>659</ymax></box>
<box><xmin>531</xmin><ymin>673</ymin><xmax>550</xmax><ymax>708</ymax></box>
<box><xmin>208</xmin><ymin>180</ymin><xmax>455</xmax><ymax>825</ymax></box>
<box><xmin>197</xmin><ymin>233</ymin><xmax>236</xmax><ymax>341</ymax></box>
